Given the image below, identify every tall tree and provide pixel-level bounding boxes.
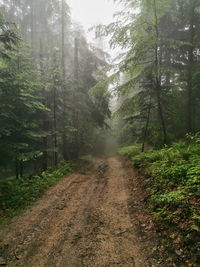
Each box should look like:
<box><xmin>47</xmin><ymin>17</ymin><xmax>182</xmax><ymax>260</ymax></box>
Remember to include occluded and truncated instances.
<box><xmin>96</xmin><ymin>0</ymin><xmax>200</xmax><ymax>148</ymax></box>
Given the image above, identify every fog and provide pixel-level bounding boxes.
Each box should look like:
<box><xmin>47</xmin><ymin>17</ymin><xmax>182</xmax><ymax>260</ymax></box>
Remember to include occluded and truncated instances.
<box><xmin>0</xmin><ymin>1</ymin><xmax>199</xmax><ymax>264</ymax></box>
<box><xmin>68</xmin><ymin>0</ymin><xmax>118</xmax><ymax>31</ymax></box>
<box><xmin>0</xmin><ymin>0</ymin><xmax>198</xmax><ymax>163</ymax></box>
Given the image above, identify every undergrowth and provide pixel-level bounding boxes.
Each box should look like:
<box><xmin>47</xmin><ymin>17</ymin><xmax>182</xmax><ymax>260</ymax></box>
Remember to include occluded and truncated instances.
<box><xmin>79</xmin><ymin>154</ymin><xmax>92</xmax><ymax>163</ymax></box>
<box><xmin>119</xmin><ymin>135</ymin><xmax>200</xmax><ymax>266</ymax></box>
<box><xmin>0</xmin><ymin>162</ymin><xmax>74</xmax><ymax>225</ymax></box>
<box><xmin>117</xmin><ymin>144</ymin><xmax>141</xmax><ymax>157</ymax></box>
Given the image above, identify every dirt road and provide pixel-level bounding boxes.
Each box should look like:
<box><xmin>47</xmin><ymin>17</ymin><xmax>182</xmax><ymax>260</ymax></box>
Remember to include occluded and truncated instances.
<box><xmin>0</xmin><ymin>157</ymin><xmax>161</xmax><ymax>267</ymax></box>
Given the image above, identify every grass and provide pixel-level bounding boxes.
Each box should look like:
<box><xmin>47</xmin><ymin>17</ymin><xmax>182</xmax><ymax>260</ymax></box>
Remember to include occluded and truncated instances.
<box><xmin>0</xmin><ymin>161</ymin><xmax>74</xmax><ymax>226</ymax></box>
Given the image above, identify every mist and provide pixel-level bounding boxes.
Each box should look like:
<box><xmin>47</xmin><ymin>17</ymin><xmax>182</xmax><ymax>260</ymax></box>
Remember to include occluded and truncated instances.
<box><xmin>0</xmin><ymin>1</ymin><xmax>200</xmax><ymax>265</ymax></box>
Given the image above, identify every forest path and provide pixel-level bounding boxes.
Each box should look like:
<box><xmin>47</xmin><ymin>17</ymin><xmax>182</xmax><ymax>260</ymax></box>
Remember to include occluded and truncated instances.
<box><xmin>0</xmin><ymin>157</ymin><xmax>161</xmax><ymax>267</ymax></box>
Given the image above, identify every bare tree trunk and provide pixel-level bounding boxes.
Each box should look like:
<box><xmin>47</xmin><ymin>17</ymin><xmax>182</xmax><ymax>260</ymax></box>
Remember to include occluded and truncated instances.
<box><xmin>74</xmin><ymin>37</ymin><xmax>79</xmax><ymax>82</ymax></box>
<box><xmin>53</xmin><ymin>85</ymin><xmax>58</xmax><ymax>166</ymax></box>
<box><xmin>61</xmin><ymin>0</ymin><xmax>66</xmax><ymax>79</ymax></box>
<box><xmin>16</xmin><ymin>160</ymin><xmax>19</xmax><ymax>179</ymax></box>
<box><xmin>142</xmin><ymin>95</ymin><xmax>151</xmax><ymax>152</ymax></box>
<box><xmin>30</xmin><ymin>0</ymin><xmax>34</xmax><ymax>52</ymax></box>
<box><xmin>19</xmin><ymin>161</ymin><xmax>23</xmax><ymax>178</ymax></box>
<box><xmin>73</xmin><ymin>37</ymin><xmax>80</xmax><ymax>157</ymax></box>
<box><xmin>61</xmin><ymin>0</ymin><xmax>68</xmax><ymax>161</ymax></box>
<box><xmin>156</xmin><ymin>83</ymin><xmax>167</xmax><ymax>144</ymax></box>
<box><xmin>40</xmin><ymin>40</ymin><xmax>48</xmax><ymax>170</ymax></box>
<box><xmin>187</xmin><ymin>1</ymin><xmax>195</xmax><ymax>133</ymax></box>
<box><xmin>153</xmin><ymin>0</ymin><xmax>167</xmax><ymax>145</ymax></box>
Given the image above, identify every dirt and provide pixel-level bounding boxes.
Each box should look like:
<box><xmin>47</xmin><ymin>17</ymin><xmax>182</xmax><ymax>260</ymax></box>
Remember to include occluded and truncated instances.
<box><xmin>0</xmin><ymin>157</ymin><xmax>165</xmax><ymax>267</ymax></box>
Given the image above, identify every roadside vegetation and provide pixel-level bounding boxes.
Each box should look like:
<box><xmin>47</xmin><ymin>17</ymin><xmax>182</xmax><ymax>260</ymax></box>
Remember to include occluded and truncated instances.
<box><xmin>0</xmin><ymin>0</ymin><xmax>200</xmax><ymax>265</ymax></box>
<box><xmin>0</xmin><ymin>162</ymin><xmax>74</xmax><ymax>225</ymax></box>
<box><xmin>0</xmin><ymin>1</ymin><xmax>110</xmax><ymax>226</ymax></box>
<box><xmin>118</xmin><ymin>134</ymin><xmax>200</xmax><ymax>265</ymax></box>
<box><xmin>117</xmin><ymin>144</ymin><xmax>142</xmax><ymax>157</ymax></box>
<box><xmin>110</xmin><ymin>1</ymin><xmax>200</xmax><ymax>263</ymax></box>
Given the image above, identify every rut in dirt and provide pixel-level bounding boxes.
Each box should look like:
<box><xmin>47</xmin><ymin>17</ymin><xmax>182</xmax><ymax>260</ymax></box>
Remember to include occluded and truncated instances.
<box><xmin>0</xmin><ymin>157</ymin><xmax>161</xmax><ymax>267</ymax></box>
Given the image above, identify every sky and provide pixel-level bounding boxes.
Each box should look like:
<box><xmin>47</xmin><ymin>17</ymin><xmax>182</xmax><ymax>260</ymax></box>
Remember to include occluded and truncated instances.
<box><xmin>68</xmin><ymin>0</ymin><xmax>118</xmax><ymax>31</ymax></box>
<box><xmin>67</xmin><ymin>0</ymin><xmax>120</xmax><ymax>55</ymax></box>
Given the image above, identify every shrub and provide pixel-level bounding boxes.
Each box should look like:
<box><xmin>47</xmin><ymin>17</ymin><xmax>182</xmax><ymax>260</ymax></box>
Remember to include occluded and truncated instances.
<box><xmin>0</xmin><ymin>162</ymin><xmax>74</xmax><ymax>223</ymax></box>
<box><xmin>131</xmin><ymin>139</ymin><xmax>200</xmax><ymax>265</ymax></box>
<box><xmin>117</xmin><ymin>144</ymin><xmax>141</xmax><ymax>157</ymax></box>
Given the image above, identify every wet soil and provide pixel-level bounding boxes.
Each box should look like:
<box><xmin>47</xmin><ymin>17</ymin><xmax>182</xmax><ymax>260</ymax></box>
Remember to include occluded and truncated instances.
<box><xmin>0</xmin><ymin>157</ymin><xmax>164</xmax><ymax>267</ymax></box>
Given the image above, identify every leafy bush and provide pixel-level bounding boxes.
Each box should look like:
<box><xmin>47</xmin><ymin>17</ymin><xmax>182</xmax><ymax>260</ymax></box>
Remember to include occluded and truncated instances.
<box><xmin>131</xmin><ymin>139</ymin><xmax>200</xmax><ymax>265</ymax></box>
<box><xmin>187</xmin><ymin>165</ymin><xmax>200</xmax><ymax>185</ymax></box>
<box><xmin>79</xmin><ymin>154</ymin><xmax>92</xmax><ymax>162</ymax></box>
<box><xmin>117</xmin><ymin>144</ymin><xmax>141</xmax><ymax>157</ymax></box>
<box><xmin>0</xmin><ymin>162</ymin><xmax>74</xmax><ymax>223</ymax></box>
<box><xmin>133</xmin><ymin>149</ymin><xmax>164</xmax><ymax>167</ymax></box>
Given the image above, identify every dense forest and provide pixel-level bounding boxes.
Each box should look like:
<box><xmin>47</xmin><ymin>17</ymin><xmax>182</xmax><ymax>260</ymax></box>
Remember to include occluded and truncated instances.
<box><xmin>108</xmin><ymin>0</ymin><xmax>200</xmax><ymax>265</ymax></box>
<box><xmin>0</xmin><ymin>0</ymin><xmax>200</xmax><ymax>266</ymax></box>
<box><xmin>1</xmin><ymin>0</ymin><xmax>199</xmax><ymax>176</ymax></box>
<box><xmin>0</xmin><ymin>0</ymin><xmax>111</xmax><ymax>179</ymax></box>
<box><xmin>97</xmin><ymin>0</ymin><xmax>200</xmax><ymax>149</ymax></box>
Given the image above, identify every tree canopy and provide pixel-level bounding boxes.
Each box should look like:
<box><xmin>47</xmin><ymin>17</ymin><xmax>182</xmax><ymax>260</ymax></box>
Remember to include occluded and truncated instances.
<box><xmin>0</xmin><ymin>1</ymin><xmax>111</xmax><ymax>178</ymax></box>
<box><xmin>96</xmin><ymin>0</ymin><xmax>200</xmax><ymax>149</ymax></box>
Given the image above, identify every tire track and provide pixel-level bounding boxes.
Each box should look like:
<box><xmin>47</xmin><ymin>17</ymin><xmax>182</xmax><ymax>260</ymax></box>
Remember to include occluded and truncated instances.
<box><xmin>0</xmin><ymin>157</ymin><xmax>160</xmax><ymax>267</ymax></box>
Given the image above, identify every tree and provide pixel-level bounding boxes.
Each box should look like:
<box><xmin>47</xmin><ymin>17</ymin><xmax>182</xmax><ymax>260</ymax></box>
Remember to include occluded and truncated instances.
<box><xmin>0</xmin><ymin>1</ymin><xmax>111</xmax><ymax>178</ymax></box>
<box><xmin>96</xmin><ymin>0</ymin><xmax>200</xmax><ymax>148</ymax></box>
<box><xmin>0</xmin><ymin>13</ymin><xmax>19</xmax><ymax>57</ymax></box>
<box><xmin>0</xmin><ymin>50</ymin><xmax>47</xmax><ymax>178</ymax></box>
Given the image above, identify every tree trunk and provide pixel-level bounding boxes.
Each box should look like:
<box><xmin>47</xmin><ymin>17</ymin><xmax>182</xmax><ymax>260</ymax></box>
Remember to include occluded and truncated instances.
<box><xmin>153</xmin><ymin>0</ymin><xmax>167</xmax><ymax>145</ymax></box>
<box><xmin>19</xmin><ymin>161</ymin><xmax>23</xmax><ymax>178</ymax></box>
<box><xmin>30</xmin><ymin>0</ymin><xmax>34</xmax><ymax>52</ymax></box>
<box><xmin>53</xmin><ymin>85</ymin><xmax>58</xmax><ymax>166</ymax></box>
<box><xmin>73</xmin><ymin>37</ymin><xmax>80</xmax><ymax>157</ymax></box>
<box><xmin>40</xmin><ymin>40</ymin><xmax>48</xmax><ymax>170</ymax></box>
<box><xmin>74</xmin><ymin>37</ymin><xmax>79</xmax><ymax>82</ymax></box>
<box><xmin>187</xmin><ymin>2</ymin><xmax>195</xmax><ymax>133</ymax></box>
<box><xmin>142</xmin><ymin>95</ymin><xmax>151</xmax><ymax>152</ymax></box>
<box><xmin>156</xmin><ymin>82</ymin><xmax>167</xmax><ymax>144</ymax></box>
<box><xmin>61</xmin><ymin>0</ymin><xmax>66</xmax><ymax>79</ymax></box>
<box><xmin>16</xmin><ymin>160</ymin><xmax>19</xmax><ymax>179</ymax></box>
<box><xmin>61</xmin><ymin>0</ymin><xmax>68</xmax><ymax>161</ymax></box>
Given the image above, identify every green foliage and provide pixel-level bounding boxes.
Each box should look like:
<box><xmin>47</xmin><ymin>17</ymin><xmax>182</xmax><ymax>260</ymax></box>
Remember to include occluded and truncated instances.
<box><xmin>187</xmin><ymin>165</ymin><xmax>200</xmax><ymax>183</ymax></box>
<box><xmin>132</xmin><ymin>137</ymin><xmax>200</xmax><ymax>264</ymax></box>
<box><xmin>79</xmin><ymin>154</ymin><xmax>92</xmax><ymax>162</ymax></box>
<box><xmin>117</xmin><ymin>144</ymin><xmax>141</xmax><ymax>157</ymax></box>
<box><xmin>0</xmin><ymin>0</ymin><xmax>111</xmax><ymax>223</ymax></box>
<box><xmin>98</xmin><ymin>0</ymin><xmax>200</xmax><ymax>148</ymax></box>
<box><xmin>0</xmin><ymin>13</ymin><xmax>19</xmax><ymax>58</ymax></box>
<box><xmin>0</xmin><ymin>162</ymin><xmax>74</xmax><ymax>224</ymax></box>
<box><xmin>133</xmin><ymin>148</ymin><xmax>164</xmax><ymax>167</ymax></box>
<box><xmin>0</xmin><ymin>50</ymin><xmax>47</xmax><ymax>171</ymax></box>
<box><xmin>151</xmin><ymin>190</ymin><xmax>186</xmax><ymax>208</ymax></box>
<box><xmin>0</xmin><ymin>3</ymin><xmax>111</xmax><ymax>176</ymax></box>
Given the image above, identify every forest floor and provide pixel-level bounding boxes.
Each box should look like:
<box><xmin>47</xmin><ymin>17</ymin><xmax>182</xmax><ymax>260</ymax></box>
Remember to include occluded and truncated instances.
<box><xmin>0</xmin><ymin>157</ymin><xmax>166</xmax><ymax>267</ymax></box>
